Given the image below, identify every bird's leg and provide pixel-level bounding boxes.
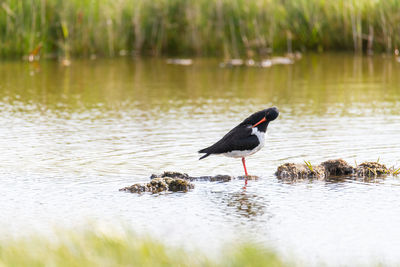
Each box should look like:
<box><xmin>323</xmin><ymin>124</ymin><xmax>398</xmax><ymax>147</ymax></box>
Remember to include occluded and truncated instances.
<box><xmin>241</xmin><ymin>157</ymin><xmax>249</xmax><ymax>176</ymax></box>
<box><xmin>242</xmin><ymin>157</ymin><xmax>248</xmax><ymax>186</ymax></box>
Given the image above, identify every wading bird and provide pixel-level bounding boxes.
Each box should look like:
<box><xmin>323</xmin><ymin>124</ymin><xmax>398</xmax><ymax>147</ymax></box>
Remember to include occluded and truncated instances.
<box><xmin>198</xmin><ymin>107</ymin><xmax>279</xmax><ymax>184</ymax></box>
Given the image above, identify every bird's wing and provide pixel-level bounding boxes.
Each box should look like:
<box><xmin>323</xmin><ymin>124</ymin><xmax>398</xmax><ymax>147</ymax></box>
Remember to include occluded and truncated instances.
<box><xmin>199</xmin><ymin>124</ymin><xmax>259</xmax><ymax>154</ymax></box>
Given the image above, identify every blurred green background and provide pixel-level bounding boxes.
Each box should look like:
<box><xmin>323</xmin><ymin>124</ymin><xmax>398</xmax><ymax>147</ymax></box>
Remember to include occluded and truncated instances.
<box><xmin>1</xmin><ymin>0</ymin><xmax>399</xmax><ymax>59</ymax></box>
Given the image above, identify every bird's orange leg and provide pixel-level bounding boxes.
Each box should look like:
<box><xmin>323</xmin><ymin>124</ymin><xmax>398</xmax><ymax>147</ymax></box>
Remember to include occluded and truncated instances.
<box><xmin>242</xmin><ymin>157</ymin><xmax>248</xmax><ymax>186</ymax></box>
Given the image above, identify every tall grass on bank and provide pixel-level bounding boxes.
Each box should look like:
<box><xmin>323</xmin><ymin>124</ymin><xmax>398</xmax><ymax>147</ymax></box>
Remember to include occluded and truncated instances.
<box><xmin>0</xmin><ymin>230</ymin><xmax>286</xmax><ymax>267</ymax></box>
<box><xmin>0</xmin><ymin>0</ymin><xmax>400</xmax><ymax>59</ymax></box>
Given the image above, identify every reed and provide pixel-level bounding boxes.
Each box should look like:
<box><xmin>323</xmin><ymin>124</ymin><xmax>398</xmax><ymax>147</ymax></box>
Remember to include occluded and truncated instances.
<box><xmin>0</xmin><ymin>0</ymin><xmax>400</xmax><ymax>59</ymax></box>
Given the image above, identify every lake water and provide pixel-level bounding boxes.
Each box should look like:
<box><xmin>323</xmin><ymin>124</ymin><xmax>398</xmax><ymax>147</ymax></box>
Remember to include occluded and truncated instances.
<box><xmin>1</xmin><ymin>54</ymin><xmax>400</xmax><ymax>266</ymax></box>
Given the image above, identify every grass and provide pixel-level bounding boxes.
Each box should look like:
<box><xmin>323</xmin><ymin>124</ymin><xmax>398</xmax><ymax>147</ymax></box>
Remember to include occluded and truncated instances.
<box><xmin>1</xmin><ymin>0</ymin><xmax>400</xmax><ymax>59</ymax></box>
<box><xmin>0</xmin><ymin>230</ymin><xmax>287</xmax><ymax>267</ymax></box>
<box><xmin>304</xmin><ymin>160</ymin><xmax>314</xmax><ymax>172</ymax></box>
<box><xmin>390</xmin><ymin>167</ymin><xmax>400</xmax><ymax>176</ymax></box>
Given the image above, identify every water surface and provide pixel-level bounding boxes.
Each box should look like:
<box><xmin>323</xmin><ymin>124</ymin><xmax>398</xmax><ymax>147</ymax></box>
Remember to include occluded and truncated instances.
<box><xmin>1</xmin><ymin>55</ymin><xmax>400</xmax><ymax>265</ymax></box>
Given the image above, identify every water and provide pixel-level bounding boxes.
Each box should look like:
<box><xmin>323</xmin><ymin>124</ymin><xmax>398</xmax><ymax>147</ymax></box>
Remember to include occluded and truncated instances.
<box><xmin>1</xmin><ymin>54</ymin><xmax>400</xmax><ymax>265</ymax></box>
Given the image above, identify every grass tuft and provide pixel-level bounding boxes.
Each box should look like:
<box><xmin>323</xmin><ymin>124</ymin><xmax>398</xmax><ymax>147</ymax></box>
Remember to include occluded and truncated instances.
<box><xmin>390</xmin><ymin>167</ymin><xmax>400</xmax><ymax>176</ymax></box>
<box><xmin>304</xmin><ymin>160</ymin><xmax>314</xmax><ymax>172</ymax></box>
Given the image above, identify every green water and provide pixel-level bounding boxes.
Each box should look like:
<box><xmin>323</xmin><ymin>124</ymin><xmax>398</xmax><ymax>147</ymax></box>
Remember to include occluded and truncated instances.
<box><xmin>2</xmin><ymin>55</ymin><xmax>400</xmax><ymax>111</ymax></box>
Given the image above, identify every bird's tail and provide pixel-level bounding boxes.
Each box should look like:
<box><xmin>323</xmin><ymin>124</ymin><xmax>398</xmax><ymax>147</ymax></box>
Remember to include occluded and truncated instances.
<box><xmin>198</xmin><ymin>148</ymin><xmax>211</xmax><ymax>160</ymax></box>
<box><xmin>199</xmin><ymin>153</ymin><xmax>210</xmax><ymax>160</ymax></box>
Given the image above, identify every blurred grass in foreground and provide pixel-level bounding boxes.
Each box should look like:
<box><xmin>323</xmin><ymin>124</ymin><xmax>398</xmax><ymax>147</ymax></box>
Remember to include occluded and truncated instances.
<box><xmin>1</xmin><ymin>0</ymin><xmax>400</xmax><ymax>59</ymax></box>
<box><xmin>0</xmin><ymin>230</ymin><xmax>287</xmax><ymax>267</ymax></box>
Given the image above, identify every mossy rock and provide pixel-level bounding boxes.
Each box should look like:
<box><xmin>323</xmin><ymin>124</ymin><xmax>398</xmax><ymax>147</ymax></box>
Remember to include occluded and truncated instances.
<box><xmin>148</xmin><ymin>178</ymin><xmax>168</xmax><ymax>193</ymax></box>
<box><xmin>164</xmin><ymin>177</ymin><xmax>194</xmax><ymax>192</ymax></box>
<box><xmin>150</xmin><ymin>171</ymin><xmax>189</xmax><ymax>180</ymax></box>
<box><xmin>276</xmin><ymin>163</ymin><xmax>325</xmax><ymax>180</ymax></box>
<box><xmin>119</xmin><ymin>184</ymin><xmax>147</xmax><ymax>193</ymax></box>
<box><xmin>321</xmin><ymin>159</ymin><xmax>354</xmax><ymax>176</ymax></box>
<box><xmin>276</xmin><ymin>159</ymin><xmax>393</xmax><ymax>181</ymax></box>
<box><xmin>355</xmin><ymin>162</ymin><xmax>389</xmax><ymax>177</ymax></box>
<box><xmin>120</xmin><ymin>177</ymin><xmax>194</xmax><ymax>194</ymax></box>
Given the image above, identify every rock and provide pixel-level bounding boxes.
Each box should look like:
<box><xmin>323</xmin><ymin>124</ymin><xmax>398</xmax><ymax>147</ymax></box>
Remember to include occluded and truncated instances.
<box><xmin>120</xmin><ymin>177</ymin><xmax>194</xmax><ymax>194</ymax></box>
<box><xmin>119</xmin><ymin>184</ymin><xmax>147</xmax><ymax>193</ymax></box>
<box><xmin>121</xmin><ymin>172</ymin><xmax>247</xmax><ymax>194</ymax></box>
<box><xmin>321</xmin><ymin>159</ymin><xmax>354</xmax><ymax>176</ymax></box>
<box><xmin>237</xmin><ymin>175</ymin><xmax>259</xmax><ymax>180</ymax></box>
<box><xmin>150</xmin><ymin>171</ymin><xmax>189</xmax><ymax>180</ymax></box>
<box><xmin>275</xmin><ymin>163</ymin><xmax>325</xmax><ymax>180</ymax></box>
<box><xmin>148</xmin><ymin>178</ymin><xmax>168</xmax><ymax>192</ymax></box>
<box><xmin>151</xmin><ymin>172</ymin><xmax>232</xmax><ymax>182</ymax></box>
<box><xmin>165</xmin><ymin>178</ymin><xmax>194</xmax><ymax>192</ymax></box>
<box><xmin>196</xmin><ymin>175</ymin><xmax>233</xmax><ymax>182</ymax></box>
<box><xmin>276</xmin><ymin>159</ymin><xmax>393</xmax><ymax>181</ymax></box>
<box><xmin>355</xmin><ymin>162</ymin><xmax>389</xmax><ymax>177</ymax></box>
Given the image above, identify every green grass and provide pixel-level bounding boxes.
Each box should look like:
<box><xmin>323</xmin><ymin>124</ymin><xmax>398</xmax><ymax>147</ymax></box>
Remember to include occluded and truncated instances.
<box><xmin>304</xmin><ymin>160</ymin><xmax>314</xmax><ymax>172</ymax></box>
<box><xmin>0</xmin><ymin>230</ymin><xmax>287</xmax><ymax>267</ymax></box>
<box><xmin>390</xmin><ymin>167</ymin><xmax>400</xmax><ymax>176</ymax></box>
<box><xmin>1</xmin><ymin>0</ymin><xmax>400</xmax><ymax>59</ymax></box>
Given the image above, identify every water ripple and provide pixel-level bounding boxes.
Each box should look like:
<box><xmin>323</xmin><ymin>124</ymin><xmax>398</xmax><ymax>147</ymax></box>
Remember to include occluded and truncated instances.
<box><xmin>1</xmin><ymin>57</ymin><xmax>400</xmax><ymax>265</ymax></box>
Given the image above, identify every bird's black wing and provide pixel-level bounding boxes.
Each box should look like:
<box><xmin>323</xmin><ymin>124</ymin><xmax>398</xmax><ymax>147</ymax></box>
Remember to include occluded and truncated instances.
<box><xmin>198</xmin><ymin>124</ymin><xmax>259</xmax><ymax>159</ymax></box>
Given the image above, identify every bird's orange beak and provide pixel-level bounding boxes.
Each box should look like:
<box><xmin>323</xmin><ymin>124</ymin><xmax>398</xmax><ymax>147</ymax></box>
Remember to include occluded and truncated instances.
<box><xmin>252</xmin><ymin>117</ymin><xmax>266</xmax><ymax>128</ymax></box>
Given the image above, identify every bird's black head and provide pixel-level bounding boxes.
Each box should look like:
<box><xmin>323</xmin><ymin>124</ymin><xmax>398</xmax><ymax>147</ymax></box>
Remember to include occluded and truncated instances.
<box><xmin>265</xmin><ymin>107</ymin><xmax>279</xmax><ymax>122</ymax></box>
<box><xmin>248</xmin><ymin>107</ymin><xmax>279</xmax><ymax>132</ymax></box>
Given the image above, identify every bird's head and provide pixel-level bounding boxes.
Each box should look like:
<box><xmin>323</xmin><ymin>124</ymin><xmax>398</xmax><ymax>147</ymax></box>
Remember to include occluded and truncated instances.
<box><xmin>252</xmin><ymin>107</ymin><xmax>279</xmax><ymax>128</ymax></box>
<box><xmin>265</xmin><ymin>106</ymin><xmax>279</xmax><ymax>122</ymax></box>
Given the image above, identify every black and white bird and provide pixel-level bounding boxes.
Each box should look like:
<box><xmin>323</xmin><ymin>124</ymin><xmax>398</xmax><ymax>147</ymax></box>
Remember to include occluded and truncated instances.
<box><xmin>198</xmin><ymin>107</ymin><xmax>279</xmax><ymax>178</ymax></box>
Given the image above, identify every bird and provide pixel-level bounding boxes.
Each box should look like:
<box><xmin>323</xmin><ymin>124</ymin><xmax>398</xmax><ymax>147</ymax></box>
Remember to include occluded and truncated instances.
<box><xmin>198</xmin><ymin>107</ymin><xmax>279</xmax><ymax>182</ymax></box>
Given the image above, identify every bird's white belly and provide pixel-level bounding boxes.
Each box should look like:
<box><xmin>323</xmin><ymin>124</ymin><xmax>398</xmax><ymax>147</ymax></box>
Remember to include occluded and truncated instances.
<box><xmin>223</xmin><ymin>128</ymin><xmax>265</xmax><ymax>158</ymax></box>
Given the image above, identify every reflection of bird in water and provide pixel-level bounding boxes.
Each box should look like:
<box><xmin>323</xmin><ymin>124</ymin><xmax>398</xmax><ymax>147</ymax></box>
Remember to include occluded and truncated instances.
<box><xmin>226</xmin><ymin>192</ymin><xmax>266</xmax><ymax>219</ymax></box>
<box><xmin>198</xmin><ymin>107</ymin><xmax>279</xmax><ymax>186</ymax></box>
